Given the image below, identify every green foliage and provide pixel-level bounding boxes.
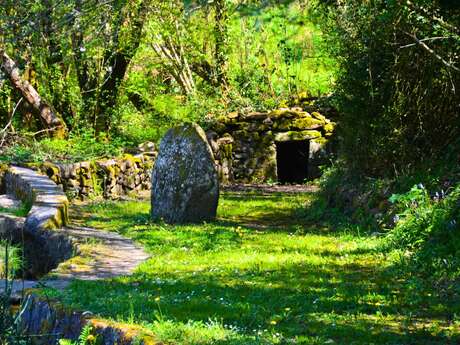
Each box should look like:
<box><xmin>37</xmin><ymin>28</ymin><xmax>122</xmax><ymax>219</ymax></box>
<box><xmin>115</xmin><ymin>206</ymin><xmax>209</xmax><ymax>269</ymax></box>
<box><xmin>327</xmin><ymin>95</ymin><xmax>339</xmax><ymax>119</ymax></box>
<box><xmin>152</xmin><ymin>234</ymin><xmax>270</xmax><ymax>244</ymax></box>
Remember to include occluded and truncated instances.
<box><xmin>0</xmin><ymin>0</ymin><xmax>148</xmax><ymax>135</ymax></box>
<box><xmin>59</xmin><ymin>325</ymin><xmax>96</xmax><ymax>345</ymax></box>
<box><xmin>115</xmin><ymin>92</ymin><xmax>223</xmax><ymax>144</ymax></box>
<box><xmin>387</xmin><ymin>183</ymin><xmax>460</xmax><ymax>281</ymax></box>
<box><xmin>0</xmin><ymin>0</ymin><xmax>335</xmax><ymax>153</ymax></box>
<box><xmin>318</xmin><ymin>0</ymin><xmax>460</xmax><ymax>176</ymax></box>
<box><xmin>0</xmin><ymin>132</ymin><xmax>127</xmax><ymax>163</ymax></box>
<box><xmin>315</xmin><ymin>157</ymin><xmax>459</xmax><ymax>303</ymax></box>
<box><xmin>226</xmin><ymin>2</ymin><xmax>336</xmax><ymax>108</ymax></box>
<box><xmin>0</xmin><ymin>243</ymin><xmax>29</xmax><ymax>345</ymax></box>
<box><xmin>0</xmin><ymin>201</ymin><xmax>31</xmax><ymax>218</ymax></box>
<box><xmin>311</xmin><ymin>163</ymin><xmax>392</xmax><ymax>230</ymax></box>
<box><xmin>0</xmin><ymin>242</ymin><xmax>21</xmax><ymax>280</ymax></box>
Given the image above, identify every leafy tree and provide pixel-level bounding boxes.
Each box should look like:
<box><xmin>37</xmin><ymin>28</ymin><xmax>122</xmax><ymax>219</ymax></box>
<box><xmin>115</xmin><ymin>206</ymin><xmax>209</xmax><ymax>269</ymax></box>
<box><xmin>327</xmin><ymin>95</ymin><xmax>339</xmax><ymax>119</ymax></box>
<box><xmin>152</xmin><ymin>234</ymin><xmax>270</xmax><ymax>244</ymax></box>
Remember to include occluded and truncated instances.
<box><xmin>318</xmin><ymin>0</ymin><xmax>460</xmax><ymax>176</ymax></box>
<box><xmin>0</xmin><ymin>0</ymin><xmax>150</xmax><ymax>136</ymax></box>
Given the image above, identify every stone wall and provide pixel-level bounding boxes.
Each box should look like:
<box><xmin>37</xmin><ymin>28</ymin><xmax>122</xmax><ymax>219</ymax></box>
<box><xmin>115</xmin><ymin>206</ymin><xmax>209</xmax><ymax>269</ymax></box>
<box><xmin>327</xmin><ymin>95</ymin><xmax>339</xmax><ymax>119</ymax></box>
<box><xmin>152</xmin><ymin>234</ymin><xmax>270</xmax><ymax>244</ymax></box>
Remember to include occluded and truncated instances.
<box><xmin>207</xmin><ymin>107</ymin><xmax>336</xmax><ymax>183</ymax></box>
<box><xmin>2</xmin><ymin>104</ymin><xmax>334</xmax><ymax>204</ymax></box>
<box><xmin>1</xmin><ymin>166</ymin><xmax>74</xmax><ymax>278</ymax></box>
<box><xmin>25</xmin><ymin>152</ymin><xmax>156</xmax><ymax>200</ymax></box>
<box><xmin>19</xmin><ymin>294</ymin><xmax>156</xmax><ymax>345</ymax></box>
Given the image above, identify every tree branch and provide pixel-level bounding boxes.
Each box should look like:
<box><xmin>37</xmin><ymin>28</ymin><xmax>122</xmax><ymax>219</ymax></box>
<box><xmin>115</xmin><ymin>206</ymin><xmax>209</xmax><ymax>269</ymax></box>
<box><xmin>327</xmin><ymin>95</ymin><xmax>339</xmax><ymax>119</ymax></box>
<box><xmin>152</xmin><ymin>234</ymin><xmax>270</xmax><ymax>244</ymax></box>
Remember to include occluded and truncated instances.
<box><xmin>404</xmin><ymin>32</ymin><xmax>460</xmax><ymax>73</ymax></box>
<box><xmin>0</xmin><ymin>49</ymin><xmax>67</xmax><ymax>137</ymax></box>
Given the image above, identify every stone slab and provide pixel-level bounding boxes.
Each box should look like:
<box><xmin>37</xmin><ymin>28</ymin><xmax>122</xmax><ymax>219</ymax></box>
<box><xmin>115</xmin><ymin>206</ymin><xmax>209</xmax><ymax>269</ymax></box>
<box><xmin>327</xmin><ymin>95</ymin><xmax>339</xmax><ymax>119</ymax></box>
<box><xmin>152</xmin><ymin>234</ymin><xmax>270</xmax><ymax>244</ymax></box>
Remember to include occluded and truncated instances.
<box><xmin>0</xmin><ymin>194</ymin><xmax>21</xmax><ymax>209</ymax></box>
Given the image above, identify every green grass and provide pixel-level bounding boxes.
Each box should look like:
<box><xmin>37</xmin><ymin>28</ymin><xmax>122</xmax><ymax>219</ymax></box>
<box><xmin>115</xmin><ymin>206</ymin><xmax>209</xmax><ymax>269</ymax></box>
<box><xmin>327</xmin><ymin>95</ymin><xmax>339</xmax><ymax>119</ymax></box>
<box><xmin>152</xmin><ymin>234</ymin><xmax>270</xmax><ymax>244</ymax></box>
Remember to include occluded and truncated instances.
<box><xmin>61</xmin><ymin>191</ymin><xmax>459</xmax><ymax>344</ymax></box>
<box><xmin>0</xmin><ymin>242</ymin><xmax>22</xmax><ymax>279</ymax></box>
<box><xmin>0</xmin><ymin>202</ymin><xmax>31</xmax><ymax>218</ymax></box>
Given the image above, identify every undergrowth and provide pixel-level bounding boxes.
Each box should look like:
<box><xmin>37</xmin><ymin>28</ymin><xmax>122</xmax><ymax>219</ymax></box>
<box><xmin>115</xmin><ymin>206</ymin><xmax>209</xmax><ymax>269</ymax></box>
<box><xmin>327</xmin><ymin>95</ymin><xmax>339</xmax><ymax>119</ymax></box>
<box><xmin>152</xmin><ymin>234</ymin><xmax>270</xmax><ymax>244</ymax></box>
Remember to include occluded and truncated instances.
<box><xmin>388</xmin><ymin>183</ymin><xmax>460</xmax><ymax>282</ymax></box>
<box><xmin>0</xmin><ymin>132</ymin><xmax>129</xmax><ymax>164</ymax></box>
<box><xmin>315</xmin><ymin>154</ymin><xmax>460</xmax><ymax>302</ymax></box>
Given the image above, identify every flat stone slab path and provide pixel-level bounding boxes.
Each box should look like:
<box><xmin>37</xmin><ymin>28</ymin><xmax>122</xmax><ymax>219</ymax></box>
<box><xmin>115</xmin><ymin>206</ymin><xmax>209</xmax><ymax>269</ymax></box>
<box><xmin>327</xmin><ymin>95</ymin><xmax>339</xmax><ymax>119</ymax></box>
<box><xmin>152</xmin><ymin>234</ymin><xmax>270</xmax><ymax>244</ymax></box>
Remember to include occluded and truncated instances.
<box><xmin>57</xmin><ymin>225</ymin><xmax>150</xmax><ymax>280</ymax></box>
<box><xmin>0</xmin><ymin>194</ymin><xmax>21</xmax><ymax>209</ymax></box>
<box><xmin>1</xmin><ymin>224</ymin><xmax>150</xmax><ymax>297</ymax></box>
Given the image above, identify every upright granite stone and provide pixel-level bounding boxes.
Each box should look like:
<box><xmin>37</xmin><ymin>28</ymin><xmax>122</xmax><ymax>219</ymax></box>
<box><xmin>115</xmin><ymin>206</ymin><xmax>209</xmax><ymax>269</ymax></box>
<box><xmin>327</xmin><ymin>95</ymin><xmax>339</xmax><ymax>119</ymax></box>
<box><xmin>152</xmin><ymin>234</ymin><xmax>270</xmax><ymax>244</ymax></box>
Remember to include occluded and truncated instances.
<box><xmin>151</xmin><ymin>123</ymin><xmax>219</xmax><ymax>223</ymax></box>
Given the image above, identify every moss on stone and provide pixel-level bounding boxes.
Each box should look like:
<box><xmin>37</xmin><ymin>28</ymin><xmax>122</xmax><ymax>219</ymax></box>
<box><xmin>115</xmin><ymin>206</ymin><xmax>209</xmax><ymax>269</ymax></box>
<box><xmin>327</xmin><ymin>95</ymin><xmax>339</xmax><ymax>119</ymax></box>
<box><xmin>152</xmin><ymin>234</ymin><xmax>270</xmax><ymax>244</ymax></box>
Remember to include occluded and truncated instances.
<box><xmin>221</xmin><ymin>144</ymin><xmax>233</xmax><ymax>159</ymax></box>
<box><xmin>88</xmin><ymin>161</ymin><xmax>103</xmax><ymax>197</ymax></box>
<box><xmin>311</xmin><ymin>112</ymin><xmax>327</xmax><ymax>122</ymax></box>
<box><xmin>324</xmin><ymin>122</ymin><xmax>335</xmax><ymax>133</ymax></box>
<box><xmin>274</xmin><ymin>130</ymin><xmax>322</xmax><ymax>142</ymax></box>
<box><xmin>312</xmin><ymin>137</ymin><xmax>329</xmax><ymax>146</ymax></box>
<box><xmin>275</xmin><ymin>116</ymin><xmax>324</xmax><ymax>131</ymax></box>
<box><xmin>233</xmin><ymin>121</ymin><xmax>251</xmax><ymax>131</ymax></box>
<box><xmin>232</xmin><ymin>129</ymin><xmax>251</xmax><ymax>140</ymax></box>
<box><xmin>90</xmin><ymin>319</ymin><xmax>157</xmax><ymax>345</ymax></box>
<box><xmin>122</xmin><ymin>154</ymin><xmax>142</xmax><ymax>166</ymax></box>
<box><xmin>24</xmin><ymin>162</ymin><xmax>62</xmax><ymax>184</ymax></box>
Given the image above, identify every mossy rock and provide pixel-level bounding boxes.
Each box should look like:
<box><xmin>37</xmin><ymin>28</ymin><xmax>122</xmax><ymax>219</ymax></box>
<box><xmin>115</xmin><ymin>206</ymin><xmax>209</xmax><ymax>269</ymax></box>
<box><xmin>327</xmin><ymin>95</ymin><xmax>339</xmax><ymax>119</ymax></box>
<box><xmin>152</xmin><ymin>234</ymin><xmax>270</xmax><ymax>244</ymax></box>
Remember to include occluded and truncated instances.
<box><xmin>311</xmin><ymin>111</ymin><xmax>327</xmax><ymax>122</ymax></box>
<box><xmin>311</xmin><ymin>137</ymin><xmax>329</xmax><ymax>146</ymax></box>
<box><xmin>269</xmin><ymin>107</ymin><xmax>309</xmax><ymax>120</ymax></box>
<box><xmin>121</xmin><ymin>153</ymin><xmax>142</xmax><ymax>166</ymax></box>
<box><xmin>227</xmin><ymin>111</ymin><xmax>239</xmax><ymax>120</ymax></box>
<box><xmin>274</xmin><ymin>130</ymin><xmax>322</xmax><ymax>142</ymax></box>
<box><xmin>232</xmin><ymin>129</ymin><xmax>252</xmax><ymax>140</ymax></box>
<box><xmin>41</xmin><ymin>162</ymin><xmax>61</xmax><ymax>184</ymax></box>
<box><xmin>151</xmin><ymin>123</ymin><xmax>219</xmax><ymax>224</ymax></box>
<box><xmin>0</xmin><ymin>163</ymin><xmax>9</xmax><ymax>188</ymax></box>
<box><xmin>242</xmin><ymin>111</ymin><xmax>268</xmax><ymax>121</ymax></box>
<box><xmin>324</xmin><ymin>122</ymin><xmax>335</xmax><ymax>133</ymax></box>
<box><xmin>90</xmin><ymin>319</ymin><xmax>156</xmax><ymax>345</ymax></box>
<box><xmin>233</xmin><ymin>121</ymin><xmax>251</xmax><ymax>131</ymax></box>
<box><xmin>274</xmin><ymin>116</ymin><xmax>324</xmax><ymax>131</ymax></box>
<box><xmin>268</xmin><ymin>108</ymin><xmax>294</xmax><ymax>119</ymax></box>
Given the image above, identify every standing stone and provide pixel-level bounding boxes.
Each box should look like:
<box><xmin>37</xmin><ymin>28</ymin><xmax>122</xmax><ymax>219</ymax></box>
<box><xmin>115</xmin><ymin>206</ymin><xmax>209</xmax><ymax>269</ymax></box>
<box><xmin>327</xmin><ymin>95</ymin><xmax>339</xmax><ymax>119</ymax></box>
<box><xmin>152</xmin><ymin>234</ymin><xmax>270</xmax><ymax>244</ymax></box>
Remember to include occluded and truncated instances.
<box><xmin>151</xmin><ymin>123</ymin><xmax>219</xmax><ymax>223</ymax></box>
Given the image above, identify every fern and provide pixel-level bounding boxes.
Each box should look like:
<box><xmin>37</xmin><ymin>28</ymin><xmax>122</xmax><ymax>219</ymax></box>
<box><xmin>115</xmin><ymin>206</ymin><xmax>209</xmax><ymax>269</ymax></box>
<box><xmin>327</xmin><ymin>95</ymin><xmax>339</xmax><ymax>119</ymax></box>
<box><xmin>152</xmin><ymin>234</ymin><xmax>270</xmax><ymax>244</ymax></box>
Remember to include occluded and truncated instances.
<box><xmin>77</xmin><ymin>325</ymin><xmax>92</xmax><ymax>345</ymax></box>
<box><xmin>59</xmin><ymin>325</ymin><xmax>95</xmax><ymax>345</ymax></box>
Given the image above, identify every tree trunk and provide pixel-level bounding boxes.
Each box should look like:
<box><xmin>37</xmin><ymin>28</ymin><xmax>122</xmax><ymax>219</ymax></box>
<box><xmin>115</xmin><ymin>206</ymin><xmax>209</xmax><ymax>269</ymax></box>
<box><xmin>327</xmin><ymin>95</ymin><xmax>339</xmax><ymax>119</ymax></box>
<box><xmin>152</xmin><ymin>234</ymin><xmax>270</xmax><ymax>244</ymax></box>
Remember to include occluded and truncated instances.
<box><xmin>0</xmin><ymin>50</ymin><xmax>67</xmax><ymax>138</ymax></box>
<box><xmin>94</xmin><ymin>52</ymin><xmax>130</xmax><ymax>134</ymax></box>
<box><xmin>214</xmin><ymin>0</ymin><xmax>229</xmax><ymax>89</ymax></box>
<box><xmin>151</xmin><ymin>35</ymin><xmax>196</xmax><ymax>96</ymax></box>
<box><xmin>94</xmin><ymin>1</ymin><xmax>147</xmax><ymax>135</ymax></box>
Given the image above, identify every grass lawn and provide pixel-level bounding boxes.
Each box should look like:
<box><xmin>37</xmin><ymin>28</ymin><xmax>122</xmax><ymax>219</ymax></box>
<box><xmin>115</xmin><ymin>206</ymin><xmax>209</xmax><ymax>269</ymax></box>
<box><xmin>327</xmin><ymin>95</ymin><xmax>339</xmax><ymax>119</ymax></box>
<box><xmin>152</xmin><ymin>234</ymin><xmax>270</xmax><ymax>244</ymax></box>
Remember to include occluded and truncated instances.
<box><xmin>61</xmin><ymin>190</ymin><xmax>459</xmax><ymax>345</ymax></box>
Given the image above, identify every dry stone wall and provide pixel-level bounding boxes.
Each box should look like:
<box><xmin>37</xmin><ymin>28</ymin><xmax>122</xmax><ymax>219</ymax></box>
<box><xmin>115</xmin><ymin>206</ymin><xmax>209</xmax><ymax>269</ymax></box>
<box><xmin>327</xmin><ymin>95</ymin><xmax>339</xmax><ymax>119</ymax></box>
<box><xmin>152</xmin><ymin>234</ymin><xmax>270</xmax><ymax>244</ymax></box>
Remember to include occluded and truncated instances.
<box><xmin>4</xmin><ymin>104</ymin><xmax>335</xmax><ymax>203</ymax></box>
<box><xmin>25</xmin><ymin>152</ymin><xmax>156</xmax><ymax>200</ymax></box>
<box><xmin>207</xmin><ymin>106</ymin><xmax>336</xmax><ymax>183</ymax></box>
<box><xmin>19</xmin><ymin>294</ymin><xmax>156</xmax><ymax>345</ymax></box>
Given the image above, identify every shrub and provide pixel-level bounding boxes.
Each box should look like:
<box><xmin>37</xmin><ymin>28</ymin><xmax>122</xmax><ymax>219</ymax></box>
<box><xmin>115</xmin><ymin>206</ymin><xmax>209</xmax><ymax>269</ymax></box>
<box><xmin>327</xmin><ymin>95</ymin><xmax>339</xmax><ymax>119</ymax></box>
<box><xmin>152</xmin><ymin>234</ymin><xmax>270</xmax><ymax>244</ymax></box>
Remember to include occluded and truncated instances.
<box><xmin>318</xmin><ymin>0</ymin><xmax>460</xmax><ymax>176</ymax></box>
<box><xmin>387</xmin><ymin>183</ymin><xmax>460</xmax><ymax>280</ymax></box>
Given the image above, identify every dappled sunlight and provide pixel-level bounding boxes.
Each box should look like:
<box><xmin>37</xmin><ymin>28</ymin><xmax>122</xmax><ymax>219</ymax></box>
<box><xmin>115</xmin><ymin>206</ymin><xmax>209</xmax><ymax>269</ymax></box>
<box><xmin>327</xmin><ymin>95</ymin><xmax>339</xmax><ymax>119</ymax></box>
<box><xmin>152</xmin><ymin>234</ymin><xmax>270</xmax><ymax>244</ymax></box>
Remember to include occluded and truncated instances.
<box><xmin>64</xmin><ymin>192</ymin><xmax>459</xmax><ymax>344</ymax></box>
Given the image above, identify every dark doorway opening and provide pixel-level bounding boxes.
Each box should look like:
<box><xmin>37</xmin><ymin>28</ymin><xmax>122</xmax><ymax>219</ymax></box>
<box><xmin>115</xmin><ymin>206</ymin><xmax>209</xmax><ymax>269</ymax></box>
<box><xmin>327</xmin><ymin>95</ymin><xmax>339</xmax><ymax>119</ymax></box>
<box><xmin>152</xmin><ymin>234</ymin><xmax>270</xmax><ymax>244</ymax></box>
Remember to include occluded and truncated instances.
<box><xmin>276</xmin><ymin>140</ymin><xmax>309</xmax><ymax>184</ymax></box>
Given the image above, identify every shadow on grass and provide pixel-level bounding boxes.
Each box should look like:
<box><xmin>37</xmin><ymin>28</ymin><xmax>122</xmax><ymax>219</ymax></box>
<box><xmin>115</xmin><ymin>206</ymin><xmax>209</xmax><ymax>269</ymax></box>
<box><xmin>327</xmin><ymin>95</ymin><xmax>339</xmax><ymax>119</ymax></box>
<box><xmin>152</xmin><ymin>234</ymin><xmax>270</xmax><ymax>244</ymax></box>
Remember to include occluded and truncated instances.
<box><xmin>71</xmin><ymin>190</ymin><xmax>353</xmax><ymax>237</ymax></box>
<box><xmin>66</xmin><ymin>191</ymin><xmax>459</xmax><ymax>344</ymax></box>
<box><xmin>65</xmin><ymin>257</ymin><xmax>458</xmax><ymax>345</ymax></box>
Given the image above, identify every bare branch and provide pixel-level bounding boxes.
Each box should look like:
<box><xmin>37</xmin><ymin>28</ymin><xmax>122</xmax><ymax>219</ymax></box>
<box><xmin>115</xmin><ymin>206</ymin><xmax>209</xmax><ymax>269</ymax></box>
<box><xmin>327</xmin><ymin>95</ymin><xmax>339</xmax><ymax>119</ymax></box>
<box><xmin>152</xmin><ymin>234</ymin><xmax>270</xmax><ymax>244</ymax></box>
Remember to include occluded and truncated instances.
<box><xmin>399</xmin><ymin>36</ymin><xmax>450</xmax><ymax>49</ymax></box>
<box><xmin>0</xmin><ymin>97</ymin><xmax>23</xmax><ymax>147</ymax></box>
<box><xmin>404</xmin><ymin>32</ymin><xmax>460</xmax><ymax>73</ymax></box>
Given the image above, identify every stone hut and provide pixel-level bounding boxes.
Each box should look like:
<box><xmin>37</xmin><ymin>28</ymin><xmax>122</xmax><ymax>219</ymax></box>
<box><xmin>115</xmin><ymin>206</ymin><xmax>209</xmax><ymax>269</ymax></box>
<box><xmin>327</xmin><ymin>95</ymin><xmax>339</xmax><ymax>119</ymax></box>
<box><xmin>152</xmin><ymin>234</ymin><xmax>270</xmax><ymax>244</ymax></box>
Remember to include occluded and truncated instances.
<box><xmin>207</xmin><ymin>106</ymin><xmax>335</xmax><ymax>184</ymax></box>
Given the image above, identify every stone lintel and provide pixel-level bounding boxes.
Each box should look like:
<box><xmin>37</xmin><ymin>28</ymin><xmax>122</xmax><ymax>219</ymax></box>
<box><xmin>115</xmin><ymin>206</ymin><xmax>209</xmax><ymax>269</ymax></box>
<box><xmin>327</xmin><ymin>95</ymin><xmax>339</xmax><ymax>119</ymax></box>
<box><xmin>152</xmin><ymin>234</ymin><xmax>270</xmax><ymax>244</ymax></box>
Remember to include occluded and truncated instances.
<box><xmin>274</xmin><ymin>130</ymin><xmax>322</xmax><ymax>142</ymax></box>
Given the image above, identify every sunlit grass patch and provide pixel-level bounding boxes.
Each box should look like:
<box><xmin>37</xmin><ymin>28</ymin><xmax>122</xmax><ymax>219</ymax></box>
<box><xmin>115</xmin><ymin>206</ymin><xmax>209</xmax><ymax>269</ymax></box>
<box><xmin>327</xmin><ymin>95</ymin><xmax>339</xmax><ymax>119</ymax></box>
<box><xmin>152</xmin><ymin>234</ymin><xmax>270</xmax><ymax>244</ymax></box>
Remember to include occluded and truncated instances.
<box><xmin>62</xmin><ymin>191</ymin><xmax>459</xmax><ymax>344</ymax></box>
